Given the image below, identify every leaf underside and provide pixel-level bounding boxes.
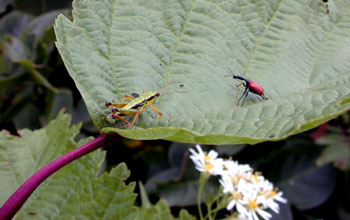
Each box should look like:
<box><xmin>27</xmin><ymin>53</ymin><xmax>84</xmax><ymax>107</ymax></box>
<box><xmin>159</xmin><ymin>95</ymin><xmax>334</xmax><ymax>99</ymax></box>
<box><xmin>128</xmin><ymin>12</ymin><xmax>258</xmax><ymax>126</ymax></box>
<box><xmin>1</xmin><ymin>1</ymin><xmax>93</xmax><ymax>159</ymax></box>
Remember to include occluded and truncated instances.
<box><xmin>55</xmin><ymin>0</ymin><xmax>350</xmax><ymax>144</ymax></box>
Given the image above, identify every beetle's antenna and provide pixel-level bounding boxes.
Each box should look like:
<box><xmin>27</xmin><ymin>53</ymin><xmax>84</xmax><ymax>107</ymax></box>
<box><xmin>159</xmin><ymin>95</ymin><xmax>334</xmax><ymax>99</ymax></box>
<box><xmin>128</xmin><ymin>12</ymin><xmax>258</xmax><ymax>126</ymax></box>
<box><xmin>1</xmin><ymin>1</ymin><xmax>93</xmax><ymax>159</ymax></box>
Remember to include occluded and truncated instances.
<box><xmin>225</xmin><ymin>68</ymin><xmax>236</xmax><ymax>78</ymax></box>
<box><xmin>227</xmin><ymin>68</ymin><xmax>235</xmax><ymax>75</ymax></box>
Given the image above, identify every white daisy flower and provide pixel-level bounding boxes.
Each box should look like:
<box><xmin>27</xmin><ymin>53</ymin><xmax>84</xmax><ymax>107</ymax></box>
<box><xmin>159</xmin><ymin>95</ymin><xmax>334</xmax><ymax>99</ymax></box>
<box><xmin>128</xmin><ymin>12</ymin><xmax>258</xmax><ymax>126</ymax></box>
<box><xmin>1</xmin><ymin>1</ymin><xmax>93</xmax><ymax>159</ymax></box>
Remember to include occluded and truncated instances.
<box><xmin>249</xmin><ymin>171</ymin><xmax>265</xmax><ymax>185</ymax></box>
<box><xmin>189</xmin><ymin>144</ymin><xmax>287</xmax><ymax>220</ymax></box>
<box><xmin>189</xmin><ymin>144</ymin><xmax>223</xmax><ymax>175</ymax></box>
<box><xmin>241</xmin><ymin>189</ymin><xmax>272</xmax><ymax>220</ymax></box>
<box><xmin>219</xmin><ymin>174</ymin><xmax>247</xmax><ymax>211</ymax></box>
<box><xmin>262</xmin><ymin>188</ymin><xmax>287</xmax><ymax>213</ymax></box>
<box><xmin>221</xmin><ymin>160</ymin><xmax>252</xmax><ymax>177</ymax></box>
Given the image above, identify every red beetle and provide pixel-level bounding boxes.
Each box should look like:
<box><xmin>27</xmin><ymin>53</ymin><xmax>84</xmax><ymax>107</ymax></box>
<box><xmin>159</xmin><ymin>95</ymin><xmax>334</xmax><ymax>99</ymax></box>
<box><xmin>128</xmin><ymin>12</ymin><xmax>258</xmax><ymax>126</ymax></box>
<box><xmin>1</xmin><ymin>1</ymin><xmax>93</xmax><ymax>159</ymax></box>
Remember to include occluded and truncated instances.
<box><xmin>226</xmin><ymin>72</ymin><xmax>268</xmax><ymax>106</ymax></box>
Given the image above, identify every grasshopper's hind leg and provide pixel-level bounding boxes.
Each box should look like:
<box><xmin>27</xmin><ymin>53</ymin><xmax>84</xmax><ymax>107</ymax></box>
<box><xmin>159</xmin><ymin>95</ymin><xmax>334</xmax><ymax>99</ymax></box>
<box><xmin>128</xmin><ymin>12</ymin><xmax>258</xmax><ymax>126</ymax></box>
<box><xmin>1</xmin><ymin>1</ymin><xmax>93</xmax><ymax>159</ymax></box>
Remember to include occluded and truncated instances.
<box><xmin>112</xmin><ymin>113</ymin><xmax>132</xmax><ymax>127</ymax></box>
<box><xmin>150</xmin><ymin>106</ymin><xmax>163</xmax><ymax>120</ymax></box>
<box><xmin>115</xmin><ymin>108</ymin><xmax>139</xmax><ymax>127</ymax></box>
<box><xmin>127</xmin><ymin>111</ymin><xmax>141</xmax><ymax>127</ymax></box>
<box><xmin>121</xmin><ymin>95</ymin><xmax>135</xmax><ymax>102</ymax></box>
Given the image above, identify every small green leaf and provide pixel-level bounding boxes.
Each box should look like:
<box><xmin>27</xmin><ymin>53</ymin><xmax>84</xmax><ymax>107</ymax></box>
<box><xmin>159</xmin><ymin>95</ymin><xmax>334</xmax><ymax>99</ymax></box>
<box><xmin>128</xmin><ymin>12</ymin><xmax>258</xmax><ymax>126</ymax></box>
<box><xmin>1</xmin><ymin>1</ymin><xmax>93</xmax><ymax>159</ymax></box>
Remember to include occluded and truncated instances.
<box><xmin>139</xmin><ymin>181</ymin><xmax>151</xmax><ymax>208</ymax></box>
<box><xmin>0</xmin><ymin>112</ymin><xmax>137</xmax><ymax>219</ymax></box>
<box><xmin>55</xmin><ymin>0</ymin><xmax>350</xmax><ymax>144</ymax></box>
<box><xmin>16</xmin><ymin>60</ymin><xmax>58</xmax><ymax>93</ymax></box>
<box><xmin>136</xmin><ymin>200</ymin><xmax>172</xmax><ymax>220</ymax></box>
<box><xmin>316</xmin><ymin>133</ymin><xmax>350</xmax><ymax>170</ymax></box>
<box><xmin>176</xmin><ymin>209</ymin><xmax>195</xmax><ymax>220</ymax></box>
<box><xmin>135</xmin><ymin>200</ymin><xmax>194</xmax><ymax>220</ymax></box>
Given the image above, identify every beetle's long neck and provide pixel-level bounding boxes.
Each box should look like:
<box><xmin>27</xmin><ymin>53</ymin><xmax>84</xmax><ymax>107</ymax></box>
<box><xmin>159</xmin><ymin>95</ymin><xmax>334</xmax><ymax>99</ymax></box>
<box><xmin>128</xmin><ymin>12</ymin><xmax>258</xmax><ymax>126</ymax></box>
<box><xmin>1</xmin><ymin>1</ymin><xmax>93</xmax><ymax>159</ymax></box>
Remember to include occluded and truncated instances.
<box><xmin>233</xmin><ymin>75</ymin><xmax>250</xmax><ymax>83</ymax></box>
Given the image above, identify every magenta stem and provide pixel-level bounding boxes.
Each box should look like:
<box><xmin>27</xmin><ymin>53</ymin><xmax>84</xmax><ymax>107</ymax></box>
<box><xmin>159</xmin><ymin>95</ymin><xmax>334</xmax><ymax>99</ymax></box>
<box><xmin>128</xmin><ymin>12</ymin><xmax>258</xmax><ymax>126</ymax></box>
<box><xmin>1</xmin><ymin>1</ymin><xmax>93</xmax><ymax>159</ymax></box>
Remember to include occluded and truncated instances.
<box><xmin>0</xmin><ymin>133</ymin><xmax>119</xmax><ymax>220</ymax></box>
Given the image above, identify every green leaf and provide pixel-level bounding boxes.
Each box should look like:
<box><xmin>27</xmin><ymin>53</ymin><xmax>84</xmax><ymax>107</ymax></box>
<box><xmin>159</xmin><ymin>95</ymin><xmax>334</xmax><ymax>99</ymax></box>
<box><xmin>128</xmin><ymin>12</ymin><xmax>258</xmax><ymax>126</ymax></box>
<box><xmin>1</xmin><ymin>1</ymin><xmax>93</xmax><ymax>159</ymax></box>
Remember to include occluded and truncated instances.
<box><xmin>16</xmin><ymin>60</ymin><xmax>59</xmax><ymax>93</ymax></box>
<box><xmin>177</xmin><ymin>209</ymin><xmax>195</xmax><ymax>220</ymax></box>
<box><xmin>135</xmin><ymin>200</ymin><xmax>173</xmax><ymax>220</ymax></box>
<box><xmin>316</xmin><ymin>133</ymin><xmax>350</xmax><ymax>170</ymax></box>
<box><xmin>0</xmin><ymin>112</ymin><xmax>137</xmax><ymax>219</ymax></box>
<box><xmin>139</xmin><ymin>181</ymin><xmax>151</xmax><ymax>207</ymax></box>
<box><xmin>54</xmin><ymin>0</ymin><xmax>350</xmax><ymax>144</ymax></box>
<box><xmin>135</xmin><ymin>200</ymin><xmax>194</xmax><ymax>220</ymax></box>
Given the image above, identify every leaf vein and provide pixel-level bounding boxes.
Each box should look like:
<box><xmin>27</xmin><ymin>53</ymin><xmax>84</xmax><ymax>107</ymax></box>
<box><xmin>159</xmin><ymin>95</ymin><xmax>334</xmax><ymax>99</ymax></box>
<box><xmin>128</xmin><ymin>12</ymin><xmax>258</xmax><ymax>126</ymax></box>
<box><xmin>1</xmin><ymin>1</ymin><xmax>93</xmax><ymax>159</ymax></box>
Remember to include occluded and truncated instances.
<box><xmin>308</xmin><ymin>12</ymin><xmax>346</xmax><ymax>86</ymax></box>
<box><xmin>160</xmin><ymin>0</ymin><xmax>196</xmax><ymax>94</ymax></box>
<box><xmin>243</xmin><ymin>0</ymin><xmax>284</xmax><ymax>75</ymax></box>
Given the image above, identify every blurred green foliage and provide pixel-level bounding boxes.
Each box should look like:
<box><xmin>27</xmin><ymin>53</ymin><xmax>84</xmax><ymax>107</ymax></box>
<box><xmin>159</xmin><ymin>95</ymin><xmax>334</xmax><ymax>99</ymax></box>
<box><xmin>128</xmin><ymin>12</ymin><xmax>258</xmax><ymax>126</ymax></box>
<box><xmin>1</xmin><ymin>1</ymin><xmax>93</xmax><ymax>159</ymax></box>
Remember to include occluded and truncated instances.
<box><xmin>0</xmin><ymin>0</ymin><xmax>94</xmax><ymax>133</ymax></box>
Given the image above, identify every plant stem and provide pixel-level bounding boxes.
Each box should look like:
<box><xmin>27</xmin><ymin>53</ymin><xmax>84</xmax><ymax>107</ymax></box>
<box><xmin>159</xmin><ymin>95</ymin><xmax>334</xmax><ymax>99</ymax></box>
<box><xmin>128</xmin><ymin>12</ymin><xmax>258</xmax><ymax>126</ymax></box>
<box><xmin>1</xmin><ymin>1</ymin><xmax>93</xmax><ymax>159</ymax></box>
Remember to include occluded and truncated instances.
<box><xmin>197</xmin><ymin>183</ymin><xmax>204</xmax><ymax>220</ymax></box>
<box><xmin>206</xmin><ymin>202</ymin><xmax>213</xmax><ymax>220</ymax></box>
<box><xmin>0</xmin><ymin>133</ymin><xmax>119</xmax><ymax>220</ymax></box>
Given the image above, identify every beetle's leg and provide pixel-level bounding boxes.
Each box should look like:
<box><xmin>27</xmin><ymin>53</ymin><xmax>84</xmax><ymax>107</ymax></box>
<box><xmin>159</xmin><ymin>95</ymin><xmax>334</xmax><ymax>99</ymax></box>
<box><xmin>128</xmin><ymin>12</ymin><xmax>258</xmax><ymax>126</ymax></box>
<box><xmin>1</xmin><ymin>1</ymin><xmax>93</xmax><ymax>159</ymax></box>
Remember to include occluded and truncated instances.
<box><xmin>237</xmin><ymin>87</ymin><xmax>248</xmax><ymax>105</ymax></box>
<box><xmin>261</xmin><ymin>94</ymin><xmax>268</xmax><ymax>100</ymax></box>
<box><xmin>150</xmin><ymin>106</ymin><xmax>163</xmax><ymax>120</ymax></box>
<box><xmin>240</xmin><ymin>90</ymin><xmax>250</xmax><ymax>106</ymax></box>
<box><xmin>236</xmin><ymin>82</ymin><xmax>244</xmax><ymax>88</ymax></box>
<box><xmin>121</xmin><ymin>95</ymin><xmax>135</xmax><ymax>102</ymax></box>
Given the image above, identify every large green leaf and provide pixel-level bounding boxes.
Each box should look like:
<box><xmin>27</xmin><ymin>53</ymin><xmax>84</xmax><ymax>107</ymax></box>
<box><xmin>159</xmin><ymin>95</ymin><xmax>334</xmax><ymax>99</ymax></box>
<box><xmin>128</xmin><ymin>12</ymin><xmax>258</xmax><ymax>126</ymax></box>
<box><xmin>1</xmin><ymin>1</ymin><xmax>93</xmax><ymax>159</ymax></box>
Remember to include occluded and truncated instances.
<box><xmin>0</xmin><ymin>112</ymin><xmax>137</xmax><ymax>219</ymax></box>
<box><xmin>54</xmin><ymin>0</ymin><xmax>350</xmax><ymax>144</ymax></box>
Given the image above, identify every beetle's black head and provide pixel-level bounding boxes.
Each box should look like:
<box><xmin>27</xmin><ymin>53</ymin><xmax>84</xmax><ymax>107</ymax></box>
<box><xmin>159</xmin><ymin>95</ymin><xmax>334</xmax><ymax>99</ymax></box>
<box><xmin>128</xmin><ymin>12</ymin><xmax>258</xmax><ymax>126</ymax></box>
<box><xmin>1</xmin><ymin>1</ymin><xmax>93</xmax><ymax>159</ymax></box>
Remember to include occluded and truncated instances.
<box><xmin>232</xmin><ymin>75</ymin><xmax>249</xmax><ymax>82</ymax></box>
<box><xmin>155</xmin><ymin>91</ymin><xmax>161</xmax><ymax>97</ymax></box>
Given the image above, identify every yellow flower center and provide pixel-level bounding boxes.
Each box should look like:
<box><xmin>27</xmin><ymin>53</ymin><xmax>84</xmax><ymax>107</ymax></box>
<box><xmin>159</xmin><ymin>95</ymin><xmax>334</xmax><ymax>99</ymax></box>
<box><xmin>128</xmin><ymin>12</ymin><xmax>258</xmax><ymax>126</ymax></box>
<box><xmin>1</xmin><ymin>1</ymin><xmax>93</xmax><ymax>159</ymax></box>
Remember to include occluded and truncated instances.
<box><xmin>230</xmin><ymin>175</ymin><xmax>240</xmax><ymax>185</ymax></box>
<box><xmin>204</xmin><ymin>154</ymin><xmax>211</xmax><ymax>162</ymax></box>
<box><xmin>204</xmin><ymin>163</ymin><xmax>214</xmax><ymax>171</ymax></box>
<box><xmin>251</xmin><ymin>172</ymin><xmax>262</xmax><ymax>183</ymax></box>
<box><xmin>265</xmin><ymin>190</ymin><xmax>277</xmax><ymax>199</ymax></box>
<box><xmin>247</xmin><ymin>199</ymin><xmax>258</xmax><ymax>210</ymax></box>
<box><xmin>231</xmin><ymin>191</ymin><xmax>243</xmax><ymax>200</ymax></box>
<box><xmin>203</xmin><ymin>153</ymin><xmax>214</xmax><ymax>171</ymax></box>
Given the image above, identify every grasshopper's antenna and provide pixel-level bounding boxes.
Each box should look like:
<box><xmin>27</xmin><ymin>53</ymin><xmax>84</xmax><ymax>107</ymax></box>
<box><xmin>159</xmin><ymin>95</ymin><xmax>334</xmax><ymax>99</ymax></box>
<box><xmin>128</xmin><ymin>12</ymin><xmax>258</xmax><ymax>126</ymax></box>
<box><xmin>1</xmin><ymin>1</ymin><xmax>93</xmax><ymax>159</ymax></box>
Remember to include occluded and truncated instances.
<box><xmin>165</xmin><ymin>90</ymin><xmax>188</xmax><ymax>94</ymax></box>
<box><xmin>160</xmin><ymin>81</ymin><xmax>173</xmax><ymax>94</ymax></box>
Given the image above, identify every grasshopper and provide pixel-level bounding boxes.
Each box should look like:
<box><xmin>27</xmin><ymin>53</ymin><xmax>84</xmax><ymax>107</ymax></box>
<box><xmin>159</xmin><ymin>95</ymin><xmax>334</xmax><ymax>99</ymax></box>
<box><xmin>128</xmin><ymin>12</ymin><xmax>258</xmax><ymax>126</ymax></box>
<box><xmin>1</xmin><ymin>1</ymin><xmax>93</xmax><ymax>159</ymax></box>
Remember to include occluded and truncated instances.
<box><xmin>105</xmin><ymin>90</ymin><xmax>162</xmax><ymax>127</ymax></box>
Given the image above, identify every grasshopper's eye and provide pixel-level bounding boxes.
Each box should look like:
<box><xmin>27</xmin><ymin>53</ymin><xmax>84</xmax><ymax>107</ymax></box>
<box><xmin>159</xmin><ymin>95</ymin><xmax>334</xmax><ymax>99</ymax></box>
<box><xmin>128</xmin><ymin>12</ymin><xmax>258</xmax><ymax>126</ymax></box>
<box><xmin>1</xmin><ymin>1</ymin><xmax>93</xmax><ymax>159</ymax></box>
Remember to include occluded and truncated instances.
<box><xmin>105</xmin><ymin>101</ymin><xmax>112</xmax><ymax>107</ymax></box>
<box><xmin>156</xmin><ymin>92</ymin><xmax>160</xmax><ymax>96</ymax></box>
